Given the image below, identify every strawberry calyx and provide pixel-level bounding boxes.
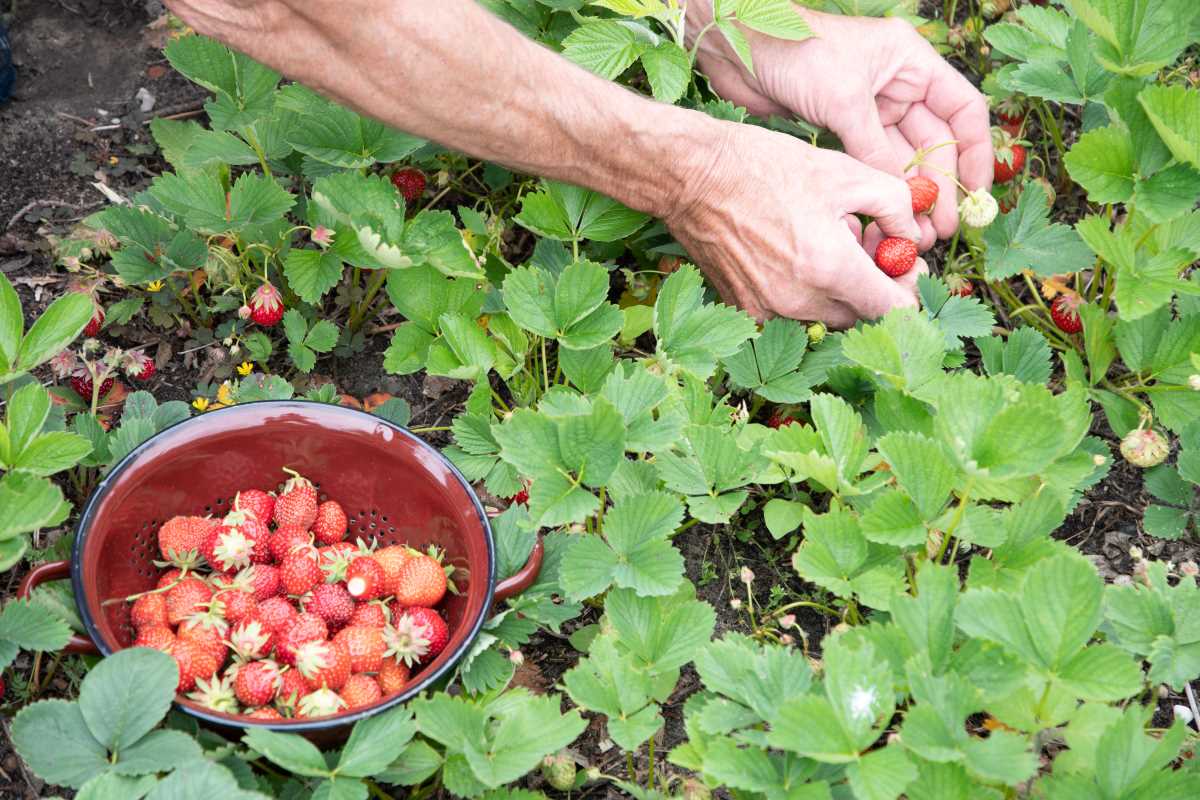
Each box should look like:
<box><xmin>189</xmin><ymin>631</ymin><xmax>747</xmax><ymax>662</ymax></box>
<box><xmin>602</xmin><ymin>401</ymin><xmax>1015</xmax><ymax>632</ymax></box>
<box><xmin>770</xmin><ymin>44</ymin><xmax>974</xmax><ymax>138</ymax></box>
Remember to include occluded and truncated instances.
<box><xmin>382</xmin><ymin>615</ymin><xmax>432</xmax><ymax>667</ymax></box>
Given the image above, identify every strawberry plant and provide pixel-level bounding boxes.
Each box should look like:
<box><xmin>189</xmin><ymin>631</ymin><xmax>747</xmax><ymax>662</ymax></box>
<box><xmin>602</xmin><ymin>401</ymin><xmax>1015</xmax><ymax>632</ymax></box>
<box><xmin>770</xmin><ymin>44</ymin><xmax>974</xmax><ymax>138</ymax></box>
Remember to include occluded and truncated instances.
<box><xmin>6</xmin><ymin>0</ymin><xmax>1200</xmax><ymax>797</ymax></box>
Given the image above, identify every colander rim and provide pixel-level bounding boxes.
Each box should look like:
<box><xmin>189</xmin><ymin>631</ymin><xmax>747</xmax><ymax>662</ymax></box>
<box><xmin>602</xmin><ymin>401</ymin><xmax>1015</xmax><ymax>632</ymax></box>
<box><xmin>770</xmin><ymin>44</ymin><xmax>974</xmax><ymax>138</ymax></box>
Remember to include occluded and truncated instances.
<box><xmin>70</xmin><ymin>399</ymin><xmax>495</xmax><ymax>732</ymax></box>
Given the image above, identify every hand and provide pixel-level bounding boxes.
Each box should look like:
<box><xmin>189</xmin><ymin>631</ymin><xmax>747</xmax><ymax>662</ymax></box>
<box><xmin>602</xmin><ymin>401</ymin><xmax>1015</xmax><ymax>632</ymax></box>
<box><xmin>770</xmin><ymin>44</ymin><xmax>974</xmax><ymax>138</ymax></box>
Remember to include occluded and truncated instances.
<box><xmin>667</xmin><ymin>120</ymin><xmax>926</xmax><ymax>327</ymax></box>
<box><xmin>690</xmin><ymin>7</ymin><xmax>992</xmax><ymax>251</ymax></box>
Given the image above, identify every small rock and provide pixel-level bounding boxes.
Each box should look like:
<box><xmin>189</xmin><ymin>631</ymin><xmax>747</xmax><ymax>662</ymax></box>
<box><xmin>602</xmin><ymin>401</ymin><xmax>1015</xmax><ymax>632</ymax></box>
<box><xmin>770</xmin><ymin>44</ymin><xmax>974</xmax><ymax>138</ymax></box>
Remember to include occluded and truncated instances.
<box><xmin>421</xmin><ymin>374</ymin><xmax>459</xmax><ymax>399</ymax></box>
<box><xmin>135</xmin><ymin>87</ymin><xmax>155</xmax><ymax>112</ymax></box>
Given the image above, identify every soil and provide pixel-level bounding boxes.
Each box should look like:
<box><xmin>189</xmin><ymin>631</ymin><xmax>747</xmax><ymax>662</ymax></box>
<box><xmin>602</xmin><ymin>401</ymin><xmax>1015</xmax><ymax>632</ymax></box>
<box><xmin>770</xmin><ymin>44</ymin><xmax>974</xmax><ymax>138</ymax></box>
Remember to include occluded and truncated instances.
<box><xmin>0</xmin><ymin>2</ymin><xmax>1193</xmax><ymax>798</ymax></box>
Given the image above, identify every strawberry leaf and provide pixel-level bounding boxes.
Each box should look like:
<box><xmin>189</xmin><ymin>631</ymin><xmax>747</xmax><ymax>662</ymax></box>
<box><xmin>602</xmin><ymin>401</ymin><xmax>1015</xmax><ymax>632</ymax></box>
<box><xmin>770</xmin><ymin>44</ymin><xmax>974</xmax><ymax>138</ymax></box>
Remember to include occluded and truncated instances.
<box><xmin>983</xmin><ymin>188</ymin><xmax>1094</xmax><ymax>280</ymax></box>
<box><xmin>277</xmin><ymin>84</ymin><xmax>424</xmax><ymax>168</ymax></box>
<box><xmin>503</xmin><ymin>260</ymin><xmax>623</xmax><ymax>349</ymax></box>
<box><xmin>284</xmin><ymin>248</ymin><xmax>344</xmax><ymax>305</ymax></box>
<box><xmin>563</xmin><ymin>634</ymin><xmax>662</xmax><ymax>751</ymax></box>
<box><xmin>721</xmin><ymin>318</ymin><xmax>815</xmax><ymax>403</ymax></box>
<box><xmin>975</xmin><ymin>327</ymin><xmax>1053</xmax><ymax>385</ymax></box>
<box><xmin>561</xmin><ymin>20</ymin><xmax>650</xmax><ymax>80</ymax></box>
<box><xmin>514</xmin><ymin>181</ymin><xmax>650</xmax><ymax>243</ymax></box>
<box><xmin>164</xmin><ymin>35</ymin><xmax>280</xmax><ymax>130</ymax></box>
<box><xmin>653</xmin><ymin>266</ymin><xmax>758</xmax><ymax>380</ymax></box>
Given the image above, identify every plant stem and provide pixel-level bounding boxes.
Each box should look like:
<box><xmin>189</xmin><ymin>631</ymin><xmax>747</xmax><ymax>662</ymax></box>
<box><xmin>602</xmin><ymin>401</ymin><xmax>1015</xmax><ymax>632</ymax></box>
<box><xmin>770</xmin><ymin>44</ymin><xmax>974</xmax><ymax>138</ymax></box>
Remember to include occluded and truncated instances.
<box><xmin>935</xmin><ymin>479</ymin><xmax>974</xmax><ymax>564</ymax></box>
<box><xmin>350</xmin><ymin>270</ymin><xmax>389</xmax><ymax>331</ymax></box>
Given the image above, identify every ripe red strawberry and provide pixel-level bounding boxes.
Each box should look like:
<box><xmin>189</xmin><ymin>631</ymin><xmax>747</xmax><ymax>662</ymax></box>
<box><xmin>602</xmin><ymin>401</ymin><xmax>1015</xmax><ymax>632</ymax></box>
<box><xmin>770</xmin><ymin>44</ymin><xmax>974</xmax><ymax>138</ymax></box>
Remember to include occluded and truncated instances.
<box><xmin>158</xmin><ymin>516</ymin><xmax>218</xmax><ymax>569</ymax></box>
<box><xmin>247</xmin><ymin>706</ymin><xmax>284</xmax><ymax>721</ymax></box>
<box><xmin>317</xmin><ymin>542</ymin><xmax>358</xmax><ymax>583</ymax></box>
<box><xmin>995</xmin><ymin>97</ymin><xmax>1027</xmax><ymax>136</ymax></box>
<box><xmin>249</xmin><ymin>282</ymin><xmax>284</xmax><ymax>327</ymax></box>
<box><xmin>70</xmin><ymin>373</ymin><xmax>115</xmax><ymax>403</ymax></box>
<box><xmin>270</xmin><ymin>525</ymin><xmax>312</xmax><ymax>563</ymax></box>
<box><xmin>257</xmin><ymin>596</ymin><xmax>299</xmax><ymax>636</ymax></box>
<box><xmin>235</xmin><ymin>660</ymin><xmax>282</xmax><ymax>707</ymax></box>
<box><xmin>402</xmin><ymin>607</ymin><xmax>449</xmax><ymax>662</ymax></box>
<box><xmin>166</xmin><ymin>577</ymin><xmax>213</xmax><ymax>626</ymax></box>
<box><xmin>377</xmin><ymin>658</ymin><xmax>410</xmax><ymax>696</ymax></box>
<box><xmin>276</xmin><ymin>613</ymin><xmax>329</xmax><ymax>665</ymax></box>
<box><xmin>508</xmin><ymin>487</ymin><xmax>529</xmax><ymax>506</ymax></box>
<box><xmin>277</xmin><ymin>668</ymin><xmax>310</xmax><ymax>712</ymax></box>
<box><xmin>280</xmin><ymin>547</ymin><xmax>323</xmax><ymax>596</ymax></box>
<box><xmin>945</xmin><ymin>274</ymin><xmax>974</xmax><ymax>298</ymax></box>
<box><xmin>372</xmin><ymin>546</ymin><xmax>411</xmax><ymax>596</ymax></box>
<box><xmin>178</xmin><ymin>612</ymin><xmax>229</xmax><ymax>664</ymax></box>
<box><xmin>391</xmin><ymin>167</ymin><xmax>427</xmax><ymax>205</ymax></box>
<box><xmin>383</xmin><ymin>613</ymin><xmax>433</xmax><ymax>667</ymax></box>
<box><xmin>306</xmin><ymin>582</ymin><xmax>355</xmax><ymax>628</ymax></box>
<box><xmin>766</xmin><ymin>413</ymin><xmax>796</xmax><ymax>430</ymax></box>
<box><xmin>312</xmin><ymin>500</ymin><xmax>347</xmax><ymax>545</ymax></box>
<box><xmin>346</xmin><ymin>557</ymin><xmax>384</xmax><ymax>600</ymax></box>
<box><xmin>295</xmin><ymin>638</ymin><xmax>352</xmax><ymax>691</ymax></box>
<box><xmin>907</xmin><ymin>176</ymin><xmax>939</xmax><ymax>214</ymax></box>
<box><xmin>394</xmin><ymin>554</ymin><xmax>448</xmax><ymax>608</ymax></box>
<box><xmin>124</xmin><ymin>351</ymin><xmax>155</xmax><ymax>382</ymax></box>
<box><xmin>874</xmin><ymin>238</ymin><xmax>918</xmax><ymax>278</ymax></box>
<box><xmin>237</xmin><ymin>564</ymin><xmax>282</xmax><ymax>602</ymax></box>
<box><xmin>1050</xmin><ymin>294</ymin><xmax>1083</xmax><ymax>334</ymax></box>
<box><xmin>131</xmin><ymin>592</ymin><xmax>170</xmax><ymax>629</ymax></box>
<box><xmin>234</xmin><ymin>489</ymin><xmax>276</xmax><ymax>525</ymax></box>
<box><xmin>172</xmin><ymin>639</ymin><xmax>220</xmax><ymax>693</ymax></box>
<box><xmin>334</xmin><ymin>625</ymin><xmax>387</xmax><ymax>673</ymax></box>
<box><xmin>214</xmin><ymin>587</ymin><xmax>257</xmax><ymax>625</ymax></box>
<box><xmin>340</xmin><ymin>673</ymin><xmax>383</xmax><ymax>710</ymax></box>
<box><xmin>157</xmin><ymin>568</ymin><xmax>183</xmax><ymax>589</ymax></box>
<box><xmin>83</xmin><ymin>304</ymin><xmax>105</xmax><ymax>337</ymax></box>
<box><xmin>349</xmin><ymin>602</ymin><xmax>389</xmax><ymax>628</ymax></box>
<box><xmin>274</xmin><ymin>471</ymin><xmax>318</xmax><ymax>530</ymax></box>
<box><xmin>204</xmin><ymin>511</ymin><xmax>270</xmax><ymax>573</ymax></box>
<box><xmin>229</xmin><ymin>614</ymin><xmax>275</xmax><ymax>660</ymax></box>
<box><xmin>134</xmin><ymin>625</ymin><xmax>176</xmax><ymax>652</ymax></box>
<box><xmin>297</xmin><ymin>687</ymin><xmax>347</xmax><ymax>718</ymax></box>
<box><xmin>992</xmin><ymin>129</ymin><xmax>1026</xmax><ymax>183</ymax></box>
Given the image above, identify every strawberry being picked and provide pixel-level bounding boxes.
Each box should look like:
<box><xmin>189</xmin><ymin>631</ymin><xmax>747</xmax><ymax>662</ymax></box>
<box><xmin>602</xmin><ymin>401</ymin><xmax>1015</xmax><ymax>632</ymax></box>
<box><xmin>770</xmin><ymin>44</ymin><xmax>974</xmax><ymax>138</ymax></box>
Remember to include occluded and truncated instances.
<box><xmin>874</xmin><ymin>237</ymin><xmax>918</xmax><ymax>278</ymax></box>
<box><xmin>907</xmin><ymin>176</ymin><xmax>939</xmax><ymax>215</ymax></box>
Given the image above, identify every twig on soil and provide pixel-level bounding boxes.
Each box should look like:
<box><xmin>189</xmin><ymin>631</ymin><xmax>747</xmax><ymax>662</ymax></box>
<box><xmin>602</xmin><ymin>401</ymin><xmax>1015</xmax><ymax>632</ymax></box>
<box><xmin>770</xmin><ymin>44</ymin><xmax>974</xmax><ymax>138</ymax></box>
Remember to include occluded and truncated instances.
<box><xmin>5</xmin><ymin>199</ymin><xmax>99</xmax><ymax>232</ymax></box>
<box><xmin>54</xmin><ymin>110</ymin><xmax>95</xmax><ymax>126</ymax></box>
<box><xmin>141</xmin><ymin>99</ymin><xmax>209</xmax><ymax>126</ymax></box>
<box><xmin>1185</xmin><ymin>683</ymin><xmax>1200</xmax><ymax>731</ymax></box>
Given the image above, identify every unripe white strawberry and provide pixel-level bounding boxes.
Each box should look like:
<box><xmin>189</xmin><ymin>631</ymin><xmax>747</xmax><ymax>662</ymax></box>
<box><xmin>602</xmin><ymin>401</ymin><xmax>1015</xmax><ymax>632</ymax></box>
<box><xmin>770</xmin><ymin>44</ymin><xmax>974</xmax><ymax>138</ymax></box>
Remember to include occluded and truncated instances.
<box><xmin>1120</xmin><ymin>428</ymin><xmax>1169</xmax><ymax>468</ymax></box>
<box><xmin>959</xmin><ymin>188</ymin><xmax>999</xmax><ymax>228</ymax></box>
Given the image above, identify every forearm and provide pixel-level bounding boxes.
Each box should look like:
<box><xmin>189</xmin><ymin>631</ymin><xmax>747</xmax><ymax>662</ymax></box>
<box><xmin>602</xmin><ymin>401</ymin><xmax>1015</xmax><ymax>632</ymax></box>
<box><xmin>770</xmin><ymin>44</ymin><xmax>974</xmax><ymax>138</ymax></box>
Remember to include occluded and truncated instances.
<box><xmin>207</xmin><ymin>0</ymin><xmax>726</xmax><ymax>219</ymax></box>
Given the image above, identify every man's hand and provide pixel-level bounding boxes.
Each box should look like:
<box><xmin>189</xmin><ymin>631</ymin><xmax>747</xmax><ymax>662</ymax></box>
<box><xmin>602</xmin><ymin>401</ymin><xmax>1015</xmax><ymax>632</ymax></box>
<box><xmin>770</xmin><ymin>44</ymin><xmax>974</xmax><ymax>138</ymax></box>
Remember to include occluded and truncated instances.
<box><xmin>690</xmin><ymin>5</ymin><xmax>993</xmax><ymax>251</ymax></box>
<box><xmin>668</xmin><ymin>121</ymin><xmax>925</xmax><ymax>326</ymax></box>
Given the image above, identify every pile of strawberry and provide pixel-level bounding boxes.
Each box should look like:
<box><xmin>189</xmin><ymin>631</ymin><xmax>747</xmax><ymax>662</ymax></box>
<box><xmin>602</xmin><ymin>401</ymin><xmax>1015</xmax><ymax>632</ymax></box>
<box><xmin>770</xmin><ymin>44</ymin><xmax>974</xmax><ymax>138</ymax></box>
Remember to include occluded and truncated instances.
<box><xmin>123</xmin><ymin>469</ymin><xmax>452</xmax><ymax>721</ymax></box>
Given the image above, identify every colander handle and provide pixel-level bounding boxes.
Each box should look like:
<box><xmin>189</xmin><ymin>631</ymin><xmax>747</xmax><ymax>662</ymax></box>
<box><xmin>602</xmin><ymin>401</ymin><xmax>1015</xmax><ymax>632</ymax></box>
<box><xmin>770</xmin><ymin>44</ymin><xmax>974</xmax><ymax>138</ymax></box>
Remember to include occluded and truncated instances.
<box><xmin>17</xmin><ymin>561</ymin><xmax>101</xmax><ymax>655</ymax></box>
<box><xmin>493</xmin><ymin>534</ymin><xmax>544</xmax><ymax>602</ymax></box>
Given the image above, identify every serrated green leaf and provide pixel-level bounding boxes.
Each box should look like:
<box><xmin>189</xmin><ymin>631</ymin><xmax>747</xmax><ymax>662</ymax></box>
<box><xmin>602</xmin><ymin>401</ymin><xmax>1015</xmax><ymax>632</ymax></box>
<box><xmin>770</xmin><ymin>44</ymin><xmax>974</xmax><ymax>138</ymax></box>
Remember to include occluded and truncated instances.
<box><xmin>562</xmin><ymin>20</ymin><xmax>649</xmax><ymax>80</ymax></box>
<box><xmin>11</xmin><ymin>700</ymin><xmax>108</xmax><ymax>788</ymax></box>
<box><xmin>984</xmin><ymin>187</ymin><xmax>1095</xmax><ymax>280</ymax></box>
<box><xmin>78</xmin><ymin>647</ymin><xmax>177</xmax><ymax>752</ymax></box>
<box><xmin>1064</xmin><ymin>125</ymin><xmax>1135</xmax><ymax>202</ymax></box>
<box><xmin>284</xmin><ymin>248</ymin><xmax>343</xmax><ymax>305</ymax></box>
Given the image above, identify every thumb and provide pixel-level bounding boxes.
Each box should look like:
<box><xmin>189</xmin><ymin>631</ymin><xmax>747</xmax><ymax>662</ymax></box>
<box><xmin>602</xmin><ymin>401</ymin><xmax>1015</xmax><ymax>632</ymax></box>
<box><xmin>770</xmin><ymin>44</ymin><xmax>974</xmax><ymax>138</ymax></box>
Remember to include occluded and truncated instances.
<box><xmin>829</xmin><ymin>97</ymin><xmax>902</xmax><ymax>177</ymax></box>
<box><xmin>841</xmin><ymin>162</ymin><xmax>922</xmax><ymax>242</ymax></box>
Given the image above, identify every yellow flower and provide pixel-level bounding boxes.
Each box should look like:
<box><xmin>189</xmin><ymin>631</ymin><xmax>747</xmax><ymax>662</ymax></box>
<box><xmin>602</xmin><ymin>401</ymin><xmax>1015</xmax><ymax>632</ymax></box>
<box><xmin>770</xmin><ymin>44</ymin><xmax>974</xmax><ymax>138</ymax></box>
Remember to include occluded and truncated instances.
<box><xmin>192</xmin><ymin>397</ymin><xmax>210</xmax><ymax>412</ymax></box>
<box><xmin>216</xmin><ymin>382</ymin><xmax>235</xmax><ymax>406</ymax></box>
<box><xmin>146</xmin><ymin>280</ymin><xmax>164</xmax><ymax>293</ymax></box>
<box><xmin>108</xmin><ymin>156</ymin><xmax>119</xmax><ymax>166</ymax></box>
<box><xmin>236</xmin><ymin>361</ymin><xmax>253</xmax><ymax>376</ymax></box>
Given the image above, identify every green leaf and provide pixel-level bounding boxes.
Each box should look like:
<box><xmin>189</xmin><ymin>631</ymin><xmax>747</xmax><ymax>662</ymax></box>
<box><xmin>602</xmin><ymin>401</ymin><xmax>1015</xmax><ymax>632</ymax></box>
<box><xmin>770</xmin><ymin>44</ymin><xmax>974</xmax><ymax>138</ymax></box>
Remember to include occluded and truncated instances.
<box><xmin>112</xmin><ymin>729</ymin><xmax>203</xmax><ymax>776</ymax></box>
<box><xmin>76</xmin><ymin>773</ymin><xmax>158</xmax><ymax>800</ymax></box>
<box><xmin>641</xmin><ymin>42</ymin><xmax>690</xmax><ymax>104</ymax></box>
<box><xmin>278</xmin><ymin>84</ymin><xmax>423</xmax><ymax>169</ymax></box>
<box><xmin>5</xmin><ymin>381</ymin><xmax>50</xmax><ymax>460</ymax></box>
<box><xmin>563</xmin><ymin>635</ymin><xmax>660</xmax><ymax>751</ymax></box>
<box><xmin>1134</xmin><ymin>162</ymin><xmax>1200</xmax><ymax>223</ymax></box>
<box><xmin>375</xmin><ymin>739</ymin><xmax>443</xmax><ymax>786</ymax></box>
<box><xmin>503</xmin><ymin>262</ymin><xmax>623</xmax><ymax>349</ymax></box>
<box><xmin>1070</xmin><ymin>0</ymin><xmax>1199</xmax><ymax>76</ymax></box>
<box><xmin>146</xmin><ymin>759</ymin><xmax>269</xmax><ymax>800</ymax></box>
<box><xmin>337</xmin><ymin>707</ymin><xmax>417</xmax><ymax>778</ymax></box>
<box><xmin>654</xmin><ymin>266</ymin><xmax>758</xmax><ymax>379</ymax></box>
<box><xmin>78</xmin><ymin>647</ymin><xmax>178</xmax><ymax>752</ymax></box>
<box><xmin>562</xmin><ymin>20</ymin><xmax>649</xmax><ymax>79</ymax></box>
<box><xmin>1056</xmin><ymin>642</ymin><xmax>1144</xmax><ymax>701</ymax></box>
<box><xmin>846</xmin><ymin>746</ymin><xmax>917</xmax><ymax>800</ymax></box>
<box><xmin>15</xmin><ymin>291</ymin><xmax>93</xmax><ymax>374</ymax></box>
<box><xmin>149</xmin><ymin>172</ymin><xmax>293</xmax><ymax>235</ymax></box>
<box><xmin>722</xmin><ymin>318</ymin><xmax>814</xmax><ymax>402</ymax></box>
<box><xmin>559</xmin><ymin>493</ymin><xmax>685</xmax><ymax>599</ymax></box>
<box><xmin>312</xmin><ymin>780</ymin><xmax>368</xmax><ymax>800</ymax></box>
<box><xmin>876</xmin><ymin>431</ymin><xmax>956</xmax><ymax>520</ymax></box>
<box><xmin>1139</xmin><ymin>83</ymin><xmax>1200</xmax><ymax>170</ymax></box>
<box><xmin>243</xmin><ymin>726</ymin><xmax>331</xmax><ymax>777</ymax></box>
<box><xmin>1064</xmin><ymin>125</ymin><xmax>1135</xmax><ymax>202</ymax></box>
<box><xmin>962</xmin><ymin>730</ymin><xmax>1038</xmax><ymax>785</ymax></box>
<box><xmin>693</xmin><ymin>633</ymin><xmax>813</xmax><ymax>722</ymax></box>
<box><xmin>735</xmin><ymin>0</ymin><xmax>814</xmax><ymax>40</ymax></box>
<box><xmin>841</xmin><ymin>307</ymin><xmax>945</xmax><ymax>397</ymax></box>
<box><xmin>0</xmin><ymin>473</ymin><xmax>69</xmax><ymax>538</ymax></box>
<box><xmin>605</xmin><ymin>585</ymin><xmax>716</xmax><ymax>675</ymax></box>
<box><xmin>0</xmin><ymin>273</ymin><xmax>23</xmax><ymax>369</ymax></box>
<box><xmin>514</xmin><ymin>181</ymin><xmax>649</xmax><ymax>243</ymax></box>
<box><xmin>164</xmin><ymin>35</ymin><xmax>279</xmax><ymax>129</ymax></box>
<box><xmin>284</xmin><ymin>248</ymin><xmax>344</xmax><ymax>305</ymax></box>
<box><xmin>0</xmin><ymin>599</ymin><xmax>72</xmax><ymax>652</ymax></box>
<box><xmin>763</xmin><ymin>497</ymin><xmax>805</xmax><ymax>539</ymax></box>
<box><xmin>12</xmin><ymin>431</ymin><xmax>93</xmax><ymax>476</ymax></box>
<box><xmin>11</xmin><ymin>700</ymin><xmax>109</xmax><ymax>788</ymax></box>
<box><xmin>983</xmin><ymin>187</ymin><xmax>1096</xmax><ymax>280</ymax></box>
<box><xmin>975</xmin><ymin>327</ymin><xmax>1053</xmax><ymax>385</ymax></box>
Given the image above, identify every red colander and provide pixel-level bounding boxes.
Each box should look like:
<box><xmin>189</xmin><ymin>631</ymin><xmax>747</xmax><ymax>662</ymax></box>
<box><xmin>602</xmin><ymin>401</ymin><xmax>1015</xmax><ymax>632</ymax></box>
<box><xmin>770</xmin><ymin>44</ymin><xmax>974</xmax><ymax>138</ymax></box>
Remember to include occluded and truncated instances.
<box><xmin>19</xmin><ymin>400</ymin><xmax>542</xmax><ymax>741</ymax></box>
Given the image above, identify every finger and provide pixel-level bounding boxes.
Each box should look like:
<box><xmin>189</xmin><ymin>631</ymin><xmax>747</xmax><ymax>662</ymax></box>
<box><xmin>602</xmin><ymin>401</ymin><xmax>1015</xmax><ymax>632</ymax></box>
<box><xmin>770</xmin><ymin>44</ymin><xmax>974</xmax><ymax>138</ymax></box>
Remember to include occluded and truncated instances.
<box><xmin>922</xmin><ymin>58</ymin><xmax>993</xmax><ymax>191</ymax></box>
<box><xmin>830</xmin><ymin>94</ymin><xmax>905</xmax><ymax>177</ymax></box>
<box><xmin>840</xmin><ymin>161</ymin><xmax>922</xmax><ymax>241</ymax></box>
<box><xmin>825</xmin><ymin>225</ymin><xmax>919</xmax><ymax>320</ymax></box>
<box><xmin>843</xmin><ymin>214</ymin><xmax>863</xmax><ymax>241</ymax></box>
<box><xmin>885</xmin><ymin>125</ymin><xmax>918</xmax><ymax>177</ymax></box>
<box><xmin>882</xmin><ymin>126</ymin><xmax>936</xmax><ymax>249</ymax></box>
<box><xmin>898</xmin><ymin>103</ymin><xmax>960</xmax><ymax>238</ymax></box>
